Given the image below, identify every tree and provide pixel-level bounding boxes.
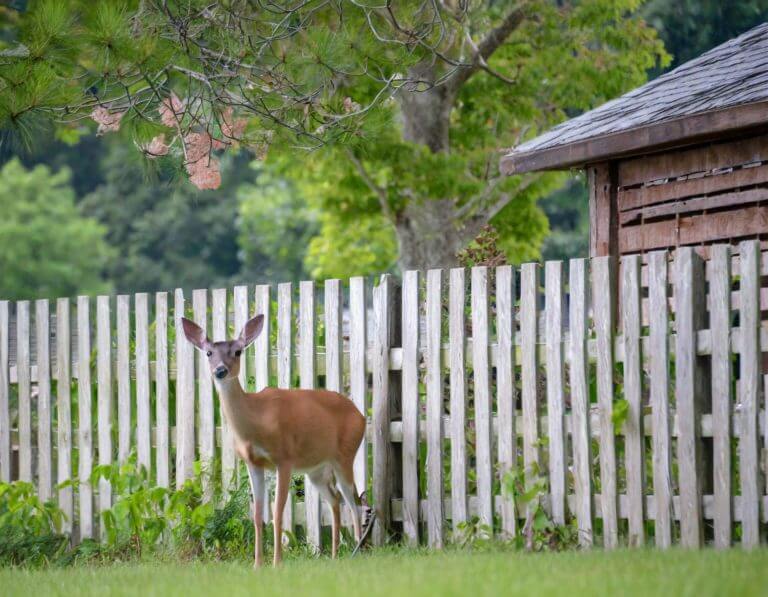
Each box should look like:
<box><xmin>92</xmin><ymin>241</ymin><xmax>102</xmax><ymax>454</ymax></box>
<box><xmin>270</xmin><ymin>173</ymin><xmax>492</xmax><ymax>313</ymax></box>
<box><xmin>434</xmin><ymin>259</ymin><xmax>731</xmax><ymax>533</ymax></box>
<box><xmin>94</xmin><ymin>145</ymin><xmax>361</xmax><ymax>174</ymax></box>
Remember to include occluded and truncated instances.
<box><xmin>644</xmin><ymin>0</ymin><xmax>768</xmax><ymax>70</ymax></box>
<box><xmin>81</xmin><ymin>141</ymin><xmax>247</xmax><ymax>292</ymax></box>
<box><xmin>0</xmin><ymin>159</ymin><xmax>111</xmax><ymax>300</ymax></box>
<box><xmin>1</xmin><ymin>1</ymin><xmax>667</xmax><ymax>271</ymax></box>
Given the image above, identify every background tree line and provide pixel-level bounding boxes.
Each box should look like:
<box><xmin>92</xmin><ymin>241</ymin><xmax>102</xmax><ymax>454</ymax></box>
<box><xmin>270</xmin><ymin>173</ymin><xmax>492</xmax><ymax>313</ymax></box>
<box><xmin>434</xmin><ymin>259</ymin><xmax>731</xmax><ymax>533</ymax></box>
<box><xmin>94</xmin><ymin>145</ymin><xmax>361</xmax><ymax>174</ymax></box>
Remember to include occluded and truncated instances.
<box><xmin>0</xmin><ymin>0</ymin><xmax>766</xmax><ymax>300</ymax></box>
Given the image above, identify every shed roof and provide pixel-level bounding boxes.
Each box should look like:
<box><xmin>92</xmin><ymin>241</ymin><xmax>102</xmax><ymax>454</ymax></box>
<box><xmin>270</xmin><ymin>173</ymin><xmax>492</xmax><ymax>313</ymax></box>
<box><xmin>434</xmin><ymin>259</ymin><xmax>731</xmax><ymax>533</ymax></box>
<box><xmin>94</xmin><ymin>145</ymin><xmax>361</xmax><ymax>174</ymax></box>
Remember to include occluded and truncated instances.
<box><xmin>501</xmin><ymin>22</ymin><xmax>768</xmax><ymax>175</ymax></box>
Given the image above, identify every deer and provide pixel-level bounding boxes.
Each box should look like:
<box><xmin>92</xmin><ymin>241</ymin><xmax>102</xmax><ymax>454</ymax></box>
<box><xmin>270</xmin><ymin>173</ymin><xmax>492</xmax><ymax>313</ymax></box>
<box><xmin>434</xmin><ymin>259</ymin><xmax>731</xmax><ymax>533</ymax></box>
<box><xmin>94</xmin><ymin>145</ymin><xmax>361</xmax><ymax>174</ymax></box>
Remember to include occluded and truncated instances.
<box><xmin>181</xmin><ymin>314</ymin><xmax>367</xmax><ymax>568</ymax></box>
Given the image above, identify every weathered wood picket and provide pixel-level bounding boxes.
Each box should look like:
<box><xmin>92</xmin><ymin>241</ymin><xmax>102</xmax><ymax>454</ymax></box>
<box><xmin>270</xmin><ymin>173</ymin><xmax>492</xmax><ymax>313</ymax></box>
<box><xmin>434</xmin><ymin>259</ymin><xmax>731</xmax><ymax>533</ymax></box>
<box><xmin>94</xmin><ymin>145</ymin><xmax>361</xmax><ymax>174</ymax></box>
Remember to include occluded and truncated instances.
<box><xmin>1</xmin><ymin>241</ymin><xmax>767</xmax><ymax>549</ymax></box>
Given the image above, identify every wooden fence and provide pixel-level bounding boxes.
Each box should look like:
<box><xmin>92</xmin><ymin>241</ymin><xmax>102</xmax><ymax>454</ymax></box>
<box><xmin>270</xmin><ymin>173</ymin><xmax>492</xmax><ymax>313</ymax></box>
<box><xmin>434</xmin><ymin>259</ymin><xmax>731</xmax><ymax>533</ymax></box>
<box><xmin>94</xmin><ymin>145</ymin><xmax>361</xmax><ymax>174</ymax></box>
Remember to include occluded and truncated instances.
<box><xmin>1</xmin><ymin>241</ymin><xmax>767</xmax><ymax>550</ymax></box>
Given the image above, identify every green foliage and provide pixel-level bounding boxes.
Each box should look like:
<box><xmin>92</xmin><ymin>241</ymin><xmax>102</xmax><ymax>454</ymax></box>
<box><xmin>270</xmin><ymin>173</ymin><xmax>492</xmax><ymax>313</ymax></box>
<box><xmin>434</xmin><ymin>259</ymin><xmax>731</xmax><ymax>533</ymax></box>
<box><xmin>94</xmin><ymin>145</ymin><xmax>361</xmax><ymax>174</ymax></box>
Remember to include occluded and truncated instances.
<box><xmin>644</xmin><ymin>0</ymin><xmax>768</xmax><ymax>70</ymax></box>
<box><xmin>0</xmin><ymin>481</ymin><xmax>69</xmax><ymax>566</ymax></box>
<box><xmin>237</xmin><ymin>165</ymin><xmax>317</xmax><ymax>283</ymax></box>
<box><xmin>0</xmin><ymin>158</ymin><xmax>111</xmax><ymax>299</ymax></box>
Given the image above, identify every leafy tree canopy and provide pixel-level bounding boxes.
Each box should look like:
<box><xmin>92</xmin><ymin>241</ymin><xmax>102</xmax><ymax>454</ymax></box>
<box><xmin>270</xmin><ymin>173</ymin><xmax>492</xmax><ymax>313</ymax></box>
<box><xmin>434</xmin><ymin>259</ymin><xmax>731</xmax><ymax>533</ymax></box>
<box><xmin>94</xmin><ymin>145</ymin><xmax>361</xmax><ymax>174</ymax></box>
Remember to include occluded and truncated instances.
<box><xmin>0</xmin><ymin>158</ymin><xmax>112</xmax><ymax>300</ymax></box>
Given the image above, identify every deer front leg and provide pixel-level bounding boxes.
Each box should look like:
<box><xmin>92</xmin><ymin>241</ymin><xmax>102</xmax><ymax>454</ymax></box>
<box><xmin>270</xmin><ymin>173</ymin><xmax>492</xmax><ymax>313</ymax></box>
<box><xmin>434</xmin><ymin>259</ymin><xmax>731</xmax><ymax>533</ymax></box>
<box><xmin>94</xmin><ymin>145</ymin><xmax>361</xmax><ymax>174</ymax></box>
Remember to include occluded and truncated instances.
<box><xmin>273</xmin><ymin>464</ymin><xmax>291</xmax><ymax>566</ymax></box>
<box><xmin>246</xmin><ymin>463</ymin><xmax>265</xmax><ymax>569</ymax></box>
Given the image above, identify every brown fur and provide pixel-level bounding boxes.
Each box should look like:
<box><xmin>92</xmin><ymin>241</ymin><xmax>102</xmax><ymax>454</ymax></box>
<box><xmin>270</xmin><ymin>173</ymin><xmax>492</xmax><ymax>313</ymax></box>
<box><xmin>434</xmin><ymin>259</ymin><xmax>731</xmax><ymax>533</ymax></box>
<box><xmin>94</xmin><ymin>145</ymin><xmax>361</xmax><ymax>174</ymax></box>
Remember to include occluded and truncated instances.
<box><xmin>181</xmin><ymin>315</ymin><xmax>365</xmax><ymax>567</ymax></box>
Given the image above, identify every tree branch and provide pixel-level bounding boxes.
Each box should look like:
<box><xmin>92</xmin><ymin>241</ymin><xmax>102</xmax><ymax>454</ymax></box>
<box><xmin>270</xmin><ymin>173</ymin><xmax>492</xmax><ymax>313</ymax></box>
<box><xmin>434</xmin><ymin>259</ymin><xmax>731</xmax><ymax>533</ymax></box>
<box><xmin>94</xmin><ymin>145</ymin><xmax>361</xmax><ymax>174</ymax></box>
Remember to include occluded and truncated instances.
<box><xmin>446</xmin><ymin>5</ymin><xmax>527</xmax><ymax>94</ymax></box>
<box><xmin>344</xmin><ymin>148</ymin><xmax>396</xmax><ymax>223</ymax></box>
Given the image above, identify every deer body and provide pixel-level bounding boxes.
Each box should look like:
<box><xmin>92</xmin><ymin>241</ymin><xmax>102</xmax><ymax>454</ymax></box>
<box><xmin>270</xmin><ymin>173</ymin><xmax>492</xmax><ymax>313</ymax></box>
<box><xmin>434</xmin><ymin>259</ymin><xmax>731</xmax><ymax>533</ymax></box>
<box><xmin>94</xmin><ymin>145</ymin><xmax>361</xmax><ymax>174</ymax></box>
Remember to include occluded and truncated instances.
<box><xmin>182</xmin><ymin>316</ymin><xmax>365</xmax><ymax>567</ymax></box>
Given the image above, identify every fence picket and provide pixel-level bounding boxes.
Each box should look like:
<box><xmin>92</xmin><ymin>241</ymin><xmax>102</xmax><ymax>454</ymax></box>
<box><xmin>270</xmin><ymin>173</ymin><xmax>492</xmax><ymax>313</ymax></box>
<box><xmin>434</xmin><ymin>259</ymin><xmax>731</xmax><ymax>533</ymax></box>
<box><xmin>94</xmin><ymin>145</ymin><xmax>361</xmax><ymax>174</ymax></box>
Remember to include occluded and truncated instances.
<box><xmin>193</xmin><ymin>289</ymin><xmax>214</xmax><ymax>496</ymax></box>
<box><xmin>254</xmin><ymin>285</ymin><xmax>271</xmax><ymax>392</ymax></box>
<box><xmin>212</xmin><ymin>288</ymin><xmax>234</xmax><ymax>489</ymax></box>
<box><xmin>349</xmin><ymin>276</ymin><xmax>368</xmax><ymax>499</ymax></box>
<box><xmin>0</xmin><ymin>302</ymin><xmax>7</xmax><ymax>484</ymax></box>
<box><xmin>449</xmin><ymin>268</ymin><xmax>467</xmax><ymax>537</ymax></box>
<box><xmin>569</xmin><ymin>259</ymin><xmax>592</xmax><ymax>546</ymax></box>
<box><xmin>155</xmin><ymin>292</ymin><xmax>170</xmax><ymax>488</ymax></box>
<box><xmin>299</xmin><ymin>281</ymin><xmax>321</xmax><ymax>550</ymax></box>
<box><xmin>77</xmin><ymin>296</ymin><xmax>93</xmax><ymax>540</ymax></box>
<box><xmin>35</xmin><ymin>300</ymin><xmax>52</xmax><ymax>501</ymax></box>
<box><xmin>472</xmin><ymin>267</ymin><xmax>493</xmax><ymax>529</ymax></box>
<box><xmin>276</xmin><ymin>283</ymin><xmax>294</xmax><ymax>537</ymax></box>
<box><xmin>622</xmin><ymin>255</ymin><xmax>645</xmax><ymax>547</ymax></box>
<box><xmin>372</xmin><ymin>275</ymin><xmax>393</xmax><ymax>546</ymax></box>
<box><xmin>545</xmin><ymin>261</ymin><xmax>566</xmax><ymax>525</ymax></box>
<box><xmin>402</xmin><ymin>270</ymin><xmax>420</xmax><ymax>545</ymax></box>
<box><xmin>55</xmin><ymin>298</ymin><xmax>72</xmax><ymax>531</ymax></box>
<box><xmin>324</xmin><ymin>279</ymin><xmax>344</xmax><ymax>530</ymax></box>
<box><xmin>17</xmin><ymin>301</ymin><xmax>31</xmax><ymax>483</ymax></box>
<box><xmin>648</xmin><ymin>251</ymin><xmax>673</xmax><ymax>549</ymax></box>
<box><xmin>96</xmin><ymin>296</ymin><xmax>112</xmax><ymax>518</ymax></box>
<box><xmin>675</xmin><ymin>248</ymin><xmax>704</xmax><ymax>548</ymax></box>
<box><xmin>738</xmin><ymin>240</ymin><xmax>761</xmax><ymax>548</ymax></box>
<box><xmin>520</xmin><ymin>263</ymin><xmax>540</xmax><ymax>519</ymax></box>
<box><xmin>425</xmin><ymin>269</ymin><xmax>444</xmax><ymax>548</ymax></box>
<box><xmin>135</xmin><ymin>293</ymin><xmax>151</xmax><ymax>473</ymax></box>
<box><xmin>592</xmin><ymin>257</ymin><xmax>618</xmax><ymax>548</ymax></box>
<box><xmin>116</xmin><ymin>295</ymin><xmax>131</xmax><ymax>464</ymax></box>
<box><xmin>254</xmin><ymin>284</ymin><xmax>271</xmax><ymax>522</ymax></box>
<box><xmin>193</xmin><ymin>290</ymin><xmax>214</xmax><ymax>473</ymax></box>
<box><xmin>495</xmin><ymin>265</ymin><xmax>516</xmax><ymax>538</ymax></box>
<box><xmin>710</xmin><ymin>245</ymin><xmax>732</xmax><ymax>549</ymax></box>
<box><xmin>175</xmin><ymin>289</ymin><xmax>195</xmax><ymax>486</ymax></box>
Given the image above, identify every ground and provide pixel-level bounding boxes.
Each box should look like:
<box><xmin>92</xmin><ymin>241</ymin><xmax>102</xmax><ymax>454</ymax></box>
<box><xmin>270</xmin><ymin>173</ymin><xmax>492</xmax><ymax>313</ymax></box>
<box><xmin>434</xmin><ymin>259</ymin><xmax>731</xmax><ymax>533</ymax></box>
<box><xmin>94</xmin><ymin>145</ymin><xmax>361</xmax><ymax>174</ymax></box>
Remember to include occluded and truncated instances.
<box><xmin>3</xmin><ymin>547</ymin><xmax>768</xmax><ymax>597</ymax></box>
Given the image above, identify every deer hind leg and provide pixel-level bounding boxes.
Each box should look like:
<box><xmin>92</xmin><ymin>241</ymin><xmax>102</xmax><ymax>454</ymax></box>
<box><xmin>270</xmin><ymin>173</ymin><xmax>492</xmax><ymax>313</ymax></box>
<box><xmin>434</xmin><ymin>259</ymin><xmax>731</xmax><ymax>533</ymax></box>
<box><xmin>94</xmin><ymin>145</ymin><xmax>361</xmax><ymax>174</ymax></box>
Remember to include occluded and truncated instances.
<box><xmin>246</xmin><ymin>463</ymin><xmax>265</xmax><ymax>569</ymax></box>
<box><xmin>272</xmin><ymin>463</ymin><xmax>291</xmax><ymax>566</ymax></box>
<box><xmin>309</xmin><ymin>465</ymin><xmax>342</xmax><ymax>558</ymax></box>
<box><xmin>333</xmin><ymin>459</ymin><xmax>362</xmax><ymax>544</ymax></box>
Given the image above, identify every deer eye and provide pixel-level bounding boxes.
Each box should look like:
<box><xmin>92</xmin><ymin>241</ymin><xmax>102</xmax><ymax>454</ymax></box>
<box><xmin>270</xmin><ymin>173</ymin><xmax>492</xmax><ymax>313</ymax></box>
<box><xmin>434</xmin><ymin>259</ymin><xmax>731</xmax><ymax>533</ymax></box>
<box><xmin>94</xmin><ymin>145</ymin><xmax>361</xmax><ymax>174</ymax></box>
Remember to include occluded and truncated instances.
<box><xmin>206</xmin><ymin>350</ymin><xmax>212</xmax><ymax>357</ymax></box>
<box><xmin>235</xmin><ymin>349</ymin><xmax>242</xmax><ymax>357</ymax></box>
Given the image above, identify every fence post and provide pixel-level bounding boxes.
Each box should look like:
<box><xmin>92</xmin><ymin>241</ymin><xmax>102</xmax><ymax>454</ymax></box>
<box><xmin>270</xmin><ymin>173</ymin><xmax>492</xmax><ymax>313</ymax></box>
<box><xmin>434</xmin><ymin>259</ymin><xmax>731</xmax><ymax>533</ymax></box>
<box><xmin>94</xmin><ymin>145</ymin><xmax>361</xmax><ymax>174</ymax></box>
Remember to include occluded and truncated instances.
<box><xmin>55</xmin><ymin>298</ymin><xmax>73</xmax><ymax>532</ymax></box>
<box><xmin>520</xmin><ymin>263</ymin><xmax>540</xmax><ymax>522</ymax></box>
<box><xmin>738</xmin><ymin>240</ymin><xmax>762</xmax><ymax>548</ymax></box>
<box><xmin>569</xmin><ymin>258</ymin><xmax>592</xmax><ymax>547</ymax></box>
<box><xmin>648</xmin><ymin>251</ymin><xmax>673</xmax><ymax>549</ymax></box>
<box><xmin>35</xmin><ymin>299</ymin><xmax>52</xmax><ymax>502</ymax></box>
<box><xmin>449</xmin><ymin>268</ymin><xmax>467</xmax><ymax>539</ymax></box>
<box><xmin>621</xmin><ymin>254</ymin><xmax>645</xmax><ymax>547</ymax></box>
<box><xmin>425</xmin><ymin>269</ymin><xmax>443</xmax><ymax>548</ymax></box>
<box><xmin>593</xmin><ymin>257</ymin><xmax>618</xmax><ymax>548</ymax></box>
<box><xmin>372</xmin><ymin>274</ymin><xmax>400</xmax><ymax>546</ymax></box>
<box><xmin>675</xmin><ymin>247</ymin><xmax>706</xmax><ymax>548</ymax></box>
<box><xmin>96</xmin><ymin>295</ymin><xmax>112</xmax><ymax>523</ymax></box>
<box><xmin>401</xmin><ymin>270</ymin><xmax>421</xmax><ymax>545</ymax></box>
<box><xmin>496</xmin><ymin>265</ymin><xmax>516</xmax><ymax>538</ymax></box>
<box><xmin>710</xmin><ymin>245</ymin><xmax>733</xmax><ymax>548</ymax></box>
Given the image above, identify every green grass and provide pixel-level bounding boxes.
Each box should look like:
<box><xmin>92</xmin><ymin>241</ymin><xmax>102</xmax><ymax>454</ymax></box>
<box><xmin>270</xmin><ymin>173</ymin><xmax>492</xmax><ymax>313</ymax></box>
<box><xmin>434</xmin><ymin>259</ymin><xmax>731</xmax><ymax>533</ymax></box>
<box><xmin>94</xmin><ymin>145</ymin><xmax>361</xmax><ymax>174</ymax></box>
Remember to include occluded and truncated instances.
<box><xmin>3</xmin><ymin>547</ymin><xmax>768</xmax><ymax>597</ymax></box>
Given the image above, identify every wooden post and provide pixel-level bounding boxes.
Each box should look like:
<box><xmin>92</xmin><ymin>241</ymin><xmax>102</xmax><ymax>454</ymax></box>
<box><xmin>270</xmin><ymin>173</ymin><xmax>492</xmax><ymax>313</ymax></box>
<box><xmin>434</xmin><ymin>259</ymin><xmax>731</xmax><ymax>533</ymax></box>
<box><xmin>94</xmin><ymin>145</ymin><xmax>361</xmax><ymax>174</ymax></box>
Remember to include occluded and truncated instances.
<box><xmin>96</xmin><ymin>296</ymin><xmax>113</xmax><ymax>522</ymax></box>
<box><xmin>621</xmin><ymin>254</ymin><xmax>645</xmax><ymax>547</ymax></box>
<box><xmin>35</xmin><ymin>299</ymin><xmax>52</xmax><ymax>502</ymax></box>
<box><xmin>545</xmin><ymin>261</ymin><xmax>566</xmax><ymax>525</ymax></box>
<box><xmin>401</xmin><ymin>270</ymin><xmax>421</xmax><ymax>545</ymax></box>
<box><xmin>425</xmin><ymin>269</ymin><xmax>443</xmax><ymax>548</ymax></box>
<box><xmin>588</xmin><ymin>162</ymin><xmax>618</xmax><ymax>259</ymax></box>
<box><xmin>592</xmin><ymin>257</ymin><xmax>618</xmax><ymax>548</ymax></box>
<box><xmin>709</xmin><ymin>245</ymin><xmax>733</xmax><ymax>548</ymax></box>
<box><xmin>0</xmin><ymin>302</ymin><xmax>8</xmax><ymax>484</ymax></box>
<box><xmin>569</xmin><ymin>259</ymin><xmax>592</xmax><ymax>547</ymax></box>
<box><xmin>55</xmin><ymin>298</ymin><xmax>73</xmax><ymax>532</ymax></box>
<box><xmin>496</xmin><ymin>265</ymin><xmax>516</xmax><ymax>538</ymax></box>
<box><xmin>675</xmin><ymin>248</ymin><xmax>706</xmax><ymax>548</ymax></box>
<box><xmin>371</xmin><ymin>274</ymin><xmax>400</xmax><ymax>546</ymax></box>
<box><xmin>155</xmin><ymin>292</ymin><xmax>169</xmax><ymax>488</ymax></box>
<box><xmin>449</xmin><ymin>268</ymin><xmax>467</xmax><ymax>538</ymax></box>
<box><xmin>648</xmin><ymin>251</ymin><xmax>673</xmax><ymax>549</ymax></box>
<box><xmin>738</xmin><ymin>240</ymin><xmax>762</xmax><ymax>548</ymax></box>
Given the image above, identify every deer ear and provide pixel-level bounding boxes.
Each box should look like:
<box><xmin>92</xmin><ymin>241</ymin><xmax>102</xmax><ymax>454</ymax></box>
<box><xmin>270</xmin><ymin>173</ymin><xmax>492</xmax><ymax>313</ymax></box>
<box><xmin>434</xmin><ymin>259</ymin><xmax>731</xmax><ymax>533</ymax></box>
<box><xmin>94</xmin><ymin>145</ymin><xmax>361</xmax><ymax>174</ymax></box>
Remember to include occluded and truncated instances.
<box><xmin>239</xmin><ymin>314</ymin><xmax>264</xmax><ymax>347</ymax></box>
<box><xmin>181</xmin><ymin>317</ymin><xmax>208</xmax><ymax>350</ymax></box>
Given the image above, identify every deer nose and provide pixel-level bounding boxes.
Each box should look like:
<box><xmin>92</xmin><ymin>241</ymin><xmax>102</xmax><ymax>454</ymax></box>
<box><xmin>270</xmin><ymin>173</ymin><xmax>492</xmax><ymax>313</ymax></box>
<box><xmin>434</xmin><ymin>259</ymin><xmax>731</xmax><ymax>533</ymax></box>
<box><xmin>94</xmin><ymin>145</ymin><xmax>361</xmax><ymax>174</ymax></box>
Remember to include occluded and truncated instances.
<box><xmin>214</xmin><ymin>366</ymin><xmax>228</xmax><ymax>379</ymax></box>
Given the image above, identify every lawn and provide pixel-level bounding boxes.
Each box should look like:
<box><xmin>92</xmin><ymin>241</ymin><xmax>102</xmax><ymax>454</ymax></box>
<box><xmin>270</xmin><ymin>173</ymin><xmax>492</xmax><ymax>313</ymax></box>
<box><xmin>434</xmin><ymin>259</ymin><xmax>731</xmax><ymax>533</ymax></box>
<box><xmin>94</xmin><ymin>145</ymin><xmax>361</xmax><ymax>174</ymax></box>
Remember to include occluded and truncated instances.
<box><xmin>3</xmin><ymin>547</ymin><xmax>768</xmax><ymax>597</ymax></box>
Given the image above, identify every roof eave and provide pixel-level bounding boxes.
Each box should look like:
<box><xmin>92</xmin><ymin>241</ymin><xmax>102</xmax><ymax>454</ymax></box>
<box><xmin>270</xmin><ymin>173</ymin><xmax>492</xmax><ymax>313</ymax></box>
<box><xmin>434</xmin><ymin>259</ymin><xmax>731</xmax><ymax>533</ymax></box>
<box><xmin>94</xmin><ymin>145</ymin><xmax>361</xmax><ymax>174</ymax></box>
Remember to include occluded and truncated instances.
<box><xmin>501</xmin><ymin>100</ymin><xmax>768</xmax><ymax>175</ymax></box>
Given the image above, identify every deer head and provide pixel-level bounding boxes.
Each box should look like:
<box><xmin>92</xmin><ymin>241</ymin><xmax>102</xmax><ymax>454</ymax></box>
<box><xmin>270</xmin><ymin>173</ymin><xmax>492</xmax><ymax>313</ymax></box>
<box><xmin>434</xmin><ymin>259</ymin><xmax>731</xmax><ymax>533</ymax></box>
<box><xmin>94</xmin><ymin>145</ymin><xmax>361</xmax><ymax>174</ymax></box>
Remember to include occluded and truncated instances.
<box><xmin>181</xmin><ymin>315</ymin><xmax>264</xmax><ymax>380</ymax></box>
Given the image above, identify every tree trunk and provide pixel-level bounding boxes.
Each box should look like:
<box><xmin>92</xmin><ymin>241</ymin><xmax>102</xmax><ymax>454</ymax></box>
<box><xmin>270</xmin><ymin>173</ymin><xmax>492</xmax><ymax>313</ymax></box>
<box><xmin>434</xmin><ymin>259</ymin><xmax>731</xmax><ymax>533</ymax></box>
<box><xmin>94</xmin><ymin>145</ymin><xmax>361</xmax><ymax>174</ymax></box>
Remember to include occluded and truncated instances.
<box><xmin>394</xmin><ymin>199</ymin><xmax>467</xmax><ymax>271</ymax></box>
<box><xmin>394</xmin><ymin>63</ymin><xmax>482</xmax><ymax>271</ymax></box>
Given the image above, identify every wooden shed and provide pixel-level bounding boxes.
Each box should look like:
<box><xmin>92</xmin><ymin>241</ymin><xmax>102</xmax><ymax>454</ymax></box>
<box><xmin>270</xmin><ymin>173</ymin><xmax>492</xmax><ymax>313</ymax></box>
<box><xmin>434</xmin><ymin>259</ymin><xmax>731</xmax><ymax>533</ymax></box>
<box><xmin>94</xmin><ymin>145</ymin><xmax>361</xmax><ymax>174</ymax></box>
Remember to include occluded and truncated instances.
<box><xmin>501</xmin><ymin>23</ymin><xmax>768</xmax><ymax>260</ymax></box>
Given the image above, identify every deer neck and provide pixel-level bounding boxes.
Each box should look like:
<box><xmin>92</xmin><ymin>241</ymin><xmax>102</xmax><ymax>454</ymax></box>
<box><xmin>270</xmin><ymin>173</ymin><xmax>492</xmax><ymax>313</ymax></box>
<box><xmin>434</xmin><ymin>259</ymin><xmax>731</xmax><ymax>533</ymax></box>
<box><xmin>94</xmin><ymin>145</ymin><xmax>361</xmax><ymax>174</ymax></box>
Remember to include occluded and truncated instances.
<box><xmin>214</xmin><ymin>376</ymin><xmax>260</xmax><ymax>439</ymax></box>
